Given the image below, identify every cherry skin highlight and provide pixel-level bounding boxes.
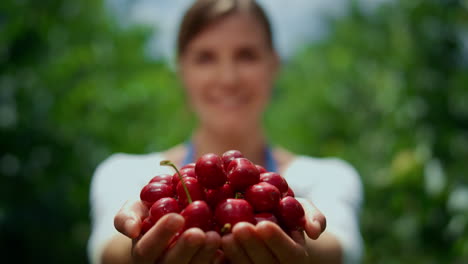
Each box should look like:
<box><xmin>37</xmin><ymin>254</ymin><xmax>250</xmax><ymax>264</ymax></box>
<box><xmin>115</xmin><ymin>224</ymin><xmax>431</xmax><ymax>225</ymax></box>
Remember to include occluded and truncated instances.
<box><xmin>195</xmin><ymin>153</ymin><xmax>227</xmax><ymax>189</ymax></box>
<box><xmin>215</xmin><ymin>198</ymin><xmax>255</xmax><ymax>233</ymax></box>
<box><xmin>227</xmin><ymin>158</ymin><xmax>260</xmax><ymax>191</ymax></box>
<box><xmin>221</xmin><ymin>150</ymin><xmax>244</xmax><ymax>171</ymax></box>
<box><xmin>149</xmin><ymin>197</ymin><xmax>180</xmax><ymax>222</ymax></box>
<box><xmin>206</xmin><ymin>183</ymin><xmax>234</xmax><ymax>209</ymax></box>
<box><xmin>260</xmin><ymin>172</ymin><xmax>289</xmax><ymax>195</ymax></box>
<box><xmin>172</xmin><ymin>167</ymin><xmax>196</xmax><ymax>188</ymax></box>
<box><xmin>148</xmin><ymin>174</ymin><xmax>173</xmax><ymax>185</ymax></box>
<box><xmin>245</xmin><ymin>182</ymin><xmax>281</xmax><ymax>212</ymax></box>
<box><xmin>181</xmin><ymin>200</ymin><xmax>213</xmax><ymax>232</ymax></box>
<box><xmin>177</xmin><ymin>177</ymin><xmax>205</xmax><ymax>208</ymax></box>
<box><xmin>277</xmin><ymin>196</ymin><xmax>306</xmax><ymax>230</ymax></box>
<box><xmin>140</xmin><ymin>182</ymin><xmax>174</xmax><ymax>208</ymax></box>
<box><xmin>284</xmin><ymin>186</ymin><xmax>295</xmax><ymax>197</ymax></box>
<box><xmin>181</xmin><ymin>163</ymin><xmax>196</xmax><ymax>170</ymax></box>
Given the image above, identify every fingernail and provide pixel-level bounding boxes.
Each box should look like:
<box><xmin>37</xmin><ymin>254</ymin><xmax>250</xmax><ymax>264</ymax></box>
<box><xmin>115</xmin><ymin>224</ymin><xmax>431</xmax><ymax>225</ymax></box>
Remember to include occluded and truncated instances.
<box><xmin>125</xmin><ymin>219</ymin><xmax>136</xmax><ymax>236</ymax></box>
<box><xmin>232</xmin><ymin>222</ymin><xmax>251</xmax><ymax>233</ymax></box>
<box><xmin>184</xmin><ymin>228</ymin><xmax>204</xmax><ymax>247</ymax></box>
<box><xmin>256</xmin><ymin>220</ymin><xmax>271</xmax><ymax>230</ymax></box>
<box><xmin>166</xmin><ymin>214</ymin><xmax>184</xmax><ymax>231</ymax></box>
<box><xmin>312</xmin><ymin>219</ymin><xmax>322</xmax><ymax>232</ymax></box>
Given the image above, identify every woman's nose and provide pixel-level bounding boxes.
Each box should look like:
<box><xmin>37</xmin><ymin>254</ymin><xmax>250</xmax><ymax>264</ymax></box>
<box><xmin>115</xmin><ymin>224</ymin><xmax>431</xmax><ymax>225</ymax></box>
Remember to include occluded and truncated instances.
<box><xmin>217</xmin><ymin>60</ymin><xmax>239</xmax><ymax>89</ymax></box>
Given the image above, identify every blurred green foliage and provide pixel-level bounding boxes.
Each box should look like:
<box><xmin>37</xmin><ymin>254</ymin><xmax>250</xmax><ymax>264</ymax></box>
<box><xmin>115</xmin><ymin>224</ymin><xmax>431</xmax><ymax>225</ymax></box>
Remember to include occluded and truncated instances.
<box><xmin>268</xmin><ymin>1</ymin><xmax>468</xmax><ymax>263</ymax></box>
<box><xmin>1</xmin><ymin>0</ymin><xmax>467</xmax><ymax>263</ymax></box>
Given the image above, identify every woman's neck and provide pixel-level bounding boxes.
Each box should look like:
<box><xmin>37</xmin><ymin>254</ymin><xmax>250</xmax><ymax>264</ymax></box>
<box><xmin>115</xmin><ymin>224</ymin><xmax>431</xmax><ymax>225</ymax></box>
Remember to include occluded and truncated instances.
<box><xmin>192</xmin><ymin>126</ymin><xmax>267</xmax><ymax>167</ymax></box>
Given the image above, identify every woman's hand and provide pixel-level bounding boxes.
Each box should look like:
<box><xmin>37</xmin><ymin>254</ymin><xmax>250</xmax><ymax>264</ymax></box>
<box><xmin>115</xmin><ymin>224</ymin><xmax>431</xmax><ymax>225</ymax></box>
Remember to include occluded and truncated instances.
<box><xmin>221</xmin><ymin>198</ymin><xmax>326</xmax><ymax>264</ymax></box>
<box><xmin>114</xmin><ymin>200</ymin><xmax>223</xmax><ymax>264</ymax></box>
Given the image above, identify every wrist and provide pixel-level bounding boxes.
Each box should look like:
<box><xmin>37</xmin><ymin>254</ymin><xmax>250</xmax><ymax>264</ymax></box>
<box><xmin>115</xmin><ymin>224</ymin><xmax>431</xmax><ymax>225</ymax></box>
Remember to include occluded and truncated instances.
<box><xmin>304</xmin><ymin>231</ymin><xmax>342</xmax><ymax>264</ymax></box>
<box><xmin>101</xmin><ymin>233</ymin><xmax>133</xmax><ymax>264</ymax></box>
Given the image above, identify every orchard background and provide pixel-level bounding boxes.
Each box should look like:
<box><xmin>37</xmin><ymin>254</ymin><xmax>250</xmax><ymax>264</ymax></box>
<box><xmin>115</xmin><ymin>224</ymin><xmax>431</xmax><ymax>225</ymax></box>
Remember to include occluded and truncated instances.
<box><xmin>1</xmin><ymin>0</ymin><xmax>467</xmax><ymax>263</ymax></box>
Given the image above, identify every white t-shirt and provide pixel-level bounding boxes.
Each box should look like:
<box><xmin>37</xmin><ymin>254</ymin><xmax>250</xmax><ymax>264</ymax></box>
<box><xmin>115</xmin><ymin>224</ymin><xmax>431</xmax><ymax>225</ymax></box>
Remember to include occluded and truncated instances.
<box><xmin>88</xmin><ymin>152</ymin><xmax>363</xmax><ymax>264</ymax></box>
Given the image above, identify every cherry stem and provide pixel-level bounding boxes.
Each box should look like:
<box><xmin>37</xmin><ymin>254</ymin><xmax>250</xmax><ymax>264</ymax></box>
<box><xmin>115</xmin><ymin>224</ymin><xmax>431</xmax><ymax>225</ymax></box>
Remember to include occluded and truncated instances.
<box><xmin>160</xmin><ymin>160</ymin><xmax>192</xmax><ymax>204</ymax></box>
<box><xmin>221</xmin><ymin>223</ymin><xmax>232</xmax><ymax>235</ymax></box>
<box><xmin>235</xmin><ymin>192</ymin><xmax>243</xmax><ymax>199</ymax></box>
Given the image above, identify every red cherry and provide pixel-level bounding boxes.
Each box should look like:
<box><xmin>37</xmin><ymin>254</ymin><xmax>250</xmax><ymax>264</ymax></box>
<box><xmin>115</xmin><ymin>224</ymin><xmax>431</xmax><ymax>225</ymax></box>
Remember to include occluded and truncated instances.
<box><xmin>140</xmin><ymin>217</ymin><xmax>154</xmax><ymax>236</ymax></box>
<box><xmin>195</xmin><ymin>153</ymin><xmax>227</xmax><ymax>189</ymax></box>
<box><xmin>181</xmin><ymin>163</ymin><xmax>196</xmax><ymax>170</ymax></box>
<box><xmin>206</xmin><ymin>183</ymin><xmax>234</xmax><ymax>209</ymax></box>
<box><xmin>149</xmin><ymin>197</ymin><xmax>180</xmax><ymax>222</ymax></box>
<box><xmin>140</xmin><ymin>182</ymin><xmax>174</xmax><ymax>208</ymax></box>
<box><xmin>181</xmin><ymin>201</ymin><xmax>213</xmax><ymax>232</ymax></box>
<box><xmin>227</xmin><ymin>158</ymin><xmax>260</xmax><ymax>191</ymax></box>
<box><xmin>172</xmin><ymin>167</ymin><xmax>196</xmax><ymax>188</ymax></box>
<box><xmin>254</xmin><ymin>212</ymin><xmax>278</xmax><ymax>224</ymax></box>
<box><xmin>260</xmin><ymin>172</ymin><xmax>289</xmax><ymax>195</ymax></box>
<box><xmin>221</xmin><ymin>150</ymin><xmax>244</xmax><ymax>170</ymax></box>
<box><xmin>148</xmin><ymin>174</ymin><xmax>173</xmax><ymax>185</ymax></box>
<box><xmin>245</xmin><ymin>182</ymin><xmax>281</xmax><ymax>212</ymax></box>
<box><xmin>177</xmin><ymin>177</ymin><xmax>205</xmax><ymax>208</ymax></box>
<box><xmin>284</xmin><ymin>187</ymin><xmax>295</xmax><ymax>198</ymax></box>
<box><xmin>255</xmin><ymin>165</ymin><xmax>267</xmax><ymax>174</ymax></box>
<box><xmin>277</xmin><ymin>197</ymin><xmax>306</xmax><ymax>231</ymax></box>
<box><xmin>215</xmin><ymin>198</ymin><xmax>255</xmax><ymax>233</ymax></box>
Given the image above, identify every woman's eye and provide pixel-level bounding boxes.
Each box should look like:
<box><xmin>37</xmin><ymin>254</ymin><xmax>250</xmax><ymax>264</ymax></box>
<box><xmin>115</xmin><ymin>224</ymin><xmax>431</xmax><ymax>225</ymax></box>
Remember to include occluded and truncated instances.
<box><xmin>194</xmin><ymin>51</ymin><xmax>214</xmax><ymax>64</ymax></box>
<box><xmin>237</xmin><ymin>48</ymin><xmax>258</xmax><ymax>62</ymax></box>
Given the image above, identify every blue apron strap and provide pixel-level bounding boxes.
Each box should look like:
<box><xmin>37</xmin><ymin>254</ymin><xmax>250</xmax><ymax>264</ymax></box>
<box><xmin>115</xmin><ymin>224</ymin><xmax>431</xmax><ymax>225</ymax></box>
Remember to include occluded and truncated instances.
<box><xmin>182</xmin><ymin>141</ymin><xmax>278</xmax><ymax>172</ymax></box>
<box><xmin>182</xmin><ymin>141</ymin><xmax>195</xmax><ymax>166</ymax></box>
<box><xmin>264</xmin><ymin>145</ymin><xmax>278</xmax><ymax>173</ymax></box>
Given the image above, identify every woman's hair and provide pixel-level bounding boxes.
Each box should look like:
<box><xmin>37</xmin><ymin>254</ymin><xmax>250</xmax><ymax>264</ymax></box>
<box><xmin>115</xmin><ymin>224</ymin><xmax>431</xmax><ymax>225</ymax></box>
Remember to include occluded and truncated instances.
<box><xmin>177</xmin><ymin>0</ymin><xmax>274</xmax><ymax>56</ymax></box>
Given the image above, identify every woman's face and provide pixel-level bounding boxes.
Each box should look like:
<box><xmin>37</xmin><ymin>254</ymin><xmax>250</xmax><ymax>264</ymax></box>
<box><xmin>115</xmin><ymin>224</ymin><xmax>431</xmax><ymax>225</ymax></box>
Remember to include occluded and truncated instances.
<box><xmin>179</xmin><ymin>12</ymin><xmax>279</xmax><ymax>135</ymax></box>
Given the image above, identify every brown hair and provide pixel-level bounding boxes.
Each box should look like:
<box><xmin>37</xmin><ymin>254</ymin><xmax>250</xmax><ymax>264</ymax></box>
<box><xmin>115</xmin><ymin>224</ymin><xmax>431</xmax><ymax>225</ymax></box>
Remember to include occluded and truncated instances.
<box><xmin>177</xmin><ymin>0</ymin><xmax>274</xmax><ymax>56</ymax></box>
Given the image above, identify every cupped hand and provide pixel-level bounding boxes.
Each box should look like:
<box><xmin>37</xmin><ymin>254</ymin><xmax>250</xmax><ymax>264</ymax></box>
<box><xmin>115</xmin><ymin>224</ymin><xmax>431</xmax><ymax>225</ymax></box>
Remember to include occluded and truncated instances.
<box><xmin>221</xmin><ymin>198</ymin><xmax>326</xmax><ymax>264</ymax></box>
<box><xmin>114</xmin><ymin>200</ymin><xmax>223</xmax><ymax>264</ymax></box>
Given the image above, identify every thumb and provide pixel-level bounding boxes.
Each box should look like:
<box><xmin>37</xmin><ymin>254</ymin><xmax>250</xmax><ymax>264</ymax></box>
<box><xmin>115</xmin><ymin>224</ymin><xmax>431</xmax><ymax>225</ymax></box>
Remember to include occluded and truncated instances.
<box><xmin>296</xmin><ymin>197</ymin><xmax>326</xmax><ymax>239</ymax></box>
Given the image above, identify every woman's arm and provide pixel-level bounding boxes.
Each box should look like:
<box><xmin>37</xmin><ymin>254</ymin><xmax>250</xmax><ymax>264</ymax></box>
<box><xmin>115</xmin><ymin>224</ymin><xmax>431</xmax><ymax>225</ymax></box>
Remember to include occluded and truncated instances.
<box><xmin>305</xmin><ymin>232</ymin><xmax>342</xmax><ymax>264</ymax></box>
<box><xmin>101</xmin><ymin>233</ymin><xmax>133</xmax><ymax>264</ymax></box>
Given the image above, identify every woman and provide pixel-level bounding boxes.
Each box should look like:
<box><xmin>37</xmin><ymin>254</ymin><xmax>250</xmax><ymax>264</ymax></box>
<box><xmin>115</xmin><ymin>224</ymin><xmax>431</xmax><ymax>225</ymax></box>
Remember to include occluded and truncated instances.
<box><xmin>88</xmin><ymin>0</ymin><xmax>363</xmax><ymax>263</ymax></box>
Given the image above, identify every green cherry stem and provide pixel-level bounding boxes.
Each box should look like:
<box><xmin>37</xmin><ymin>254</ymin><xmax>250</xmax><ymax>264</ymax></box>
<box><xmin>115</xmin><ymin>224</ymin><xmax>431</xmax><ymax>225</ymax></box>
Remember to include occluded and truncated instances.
<box><xmin>160</xmin><ymin>160</ymin><xmax>192</xmax><ymax>204</ymax></box>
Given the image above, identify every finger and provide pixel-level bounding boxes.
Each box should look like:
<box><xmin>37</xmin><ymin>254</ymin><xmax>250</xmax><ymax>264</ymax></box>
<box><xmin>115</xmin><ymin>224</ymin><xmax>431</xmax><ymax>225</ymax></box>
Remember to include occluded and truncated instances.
<box><xmin>289</xmin><ymin>230</ymin><xmax>306</xmax><ymax>246</ymax></box>
<box><xmin>213</xmin><ymin>250</ymin><xmax>227</xmax><ymax>264</ymax></box>
<box><xmin>233</xmin><ymin>222</ymin><xmax>279</xmax><ymax>264</ymax></box>
<box><xmin>304</xmin><ymin>219</ymin><xmax>323</xmax><ymax>240</ymax></box>
<box><xmin>256</xmin><ymin>221</ymin><xmax>307</xmax><ymax>263</ymax></box>
<box><xmin>296</xmin><ymin>198</ymin><xmax>326</xmax><ymax>238</ymax></box>
<box><xmin>189</xmin><ymin>231</ymin><xmax>221</xmax><ymax>264</ymax></box>
<box><xmin>114</xmin><ymin>199</ymin><xmax>149</xmax><ymax>238</ymax></box>
<box><xmin>160</xmin><ymin>228</ymin><xmax>206</xmax><ymax>264</ymax></box>
<box><xmin>132</xmin><ymin>213</ymin><xmax>184</xmax><ymax>263</ymax></box>
<box><xmin>221</xmin><ymin>233</ymin><xmax>253</xmax><ymax>264</ymax></box>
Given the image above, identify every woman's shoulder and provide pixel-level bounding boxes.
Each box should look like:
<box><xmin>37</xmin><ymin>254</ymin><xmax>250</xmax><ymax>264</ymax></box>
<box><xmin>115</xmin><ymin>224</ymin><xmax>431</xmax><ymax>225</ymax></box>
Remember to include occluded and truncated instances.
<box><xmin>289</xmin><ymin>155</ymin><xmax>359</xmax><ymax>176</ymax></box>
<box><xmin>275</xmin><ymin>147</ymin><xmax>357</xmax><ymax>175</ymax></box>
<box><xmin>279</xmin><ymin>150</ymin><xmax>362</xmax><ymax>189</ymax></box>
<box><xmin>98</xmin><ymin>144</ymin><xmax>187</xmax><ymax>170</ymax></box>
<box><xmin>96</xmin><ymin>152</ymin><xmax>166</xmax><ymax>172</ymax></box>
<box><xmin>91</xmin><ymin>151</ymin><xmax>173</xmax><ymax>187</ymax></box>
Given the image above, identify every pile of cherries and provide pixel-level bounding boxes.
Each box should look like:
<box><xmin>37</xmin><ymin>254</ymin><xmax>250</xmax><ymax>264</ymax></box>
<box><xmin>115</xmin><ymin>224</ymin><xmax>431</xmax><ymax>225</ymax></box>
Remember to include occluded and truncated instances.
<box><xmin>139</xmin><ymin>150</ymin><xmax>306</xmax><ymax>237</ymax></box>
